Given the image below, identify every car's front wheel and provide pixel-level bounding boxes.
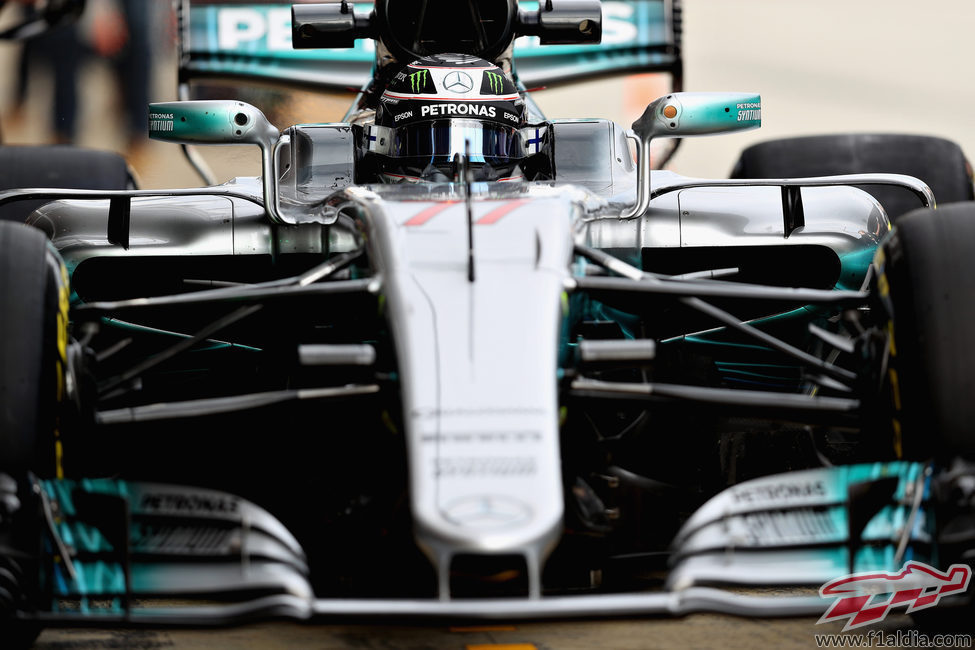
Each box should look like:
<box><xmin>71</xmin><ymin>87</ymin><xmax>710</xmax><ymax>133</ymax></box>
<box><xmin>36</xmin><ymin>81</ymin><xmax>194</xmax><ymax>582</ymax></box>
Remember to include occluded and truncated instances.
<box><xmin>878</xmin><ymin>202</ymin><xmax>975</xmax><ymax>460</ymax></box>
<box><xmin>0</xmin><ymin>222</ymin><xmax>69</xmax><ymax>476</ymax></box>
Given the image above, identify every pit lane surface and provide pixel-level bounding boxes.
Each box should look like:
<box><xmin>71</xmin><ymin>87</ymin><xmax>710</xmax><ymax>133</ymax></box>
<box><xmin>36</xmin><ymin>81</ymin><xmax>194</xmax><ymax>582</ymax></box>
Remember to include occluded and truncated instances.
<box><xmin>33</xmin><ymin>614</ymin><xmax>921</xmax><ymax>649</ymax></box>
<box><xmin>6</xmin><ymin>0</ymin><xmax>975</xmax><ymax>647</ymax></box>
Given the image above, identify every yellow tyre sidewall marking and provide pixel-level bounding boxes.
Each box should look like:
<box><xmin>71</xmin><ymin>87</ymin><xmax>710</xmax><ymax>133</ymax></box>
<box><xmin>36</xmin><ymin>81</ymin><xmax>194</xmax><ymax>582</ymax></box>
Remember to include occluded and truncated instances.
<box><xmin>54</xmin><ymin>259</ymin><xmax>69</xmax><ymax>479</ymax></box>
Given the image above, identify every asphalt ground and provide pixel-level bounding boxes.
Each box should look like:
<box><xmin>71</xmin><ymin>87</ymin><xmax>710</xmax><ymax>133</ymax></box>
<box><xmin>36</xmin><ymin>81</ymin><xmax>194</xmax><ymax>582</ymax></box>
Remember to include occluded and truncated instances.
<box><xmin>29</xmin><ymin>613</ymin><xmax>922</xmax><ymax>649</ymax></box>
<box><xmin>2</xmin><ymin>0</ymin><xmax>974</xmax><ymax>647</ymax></box>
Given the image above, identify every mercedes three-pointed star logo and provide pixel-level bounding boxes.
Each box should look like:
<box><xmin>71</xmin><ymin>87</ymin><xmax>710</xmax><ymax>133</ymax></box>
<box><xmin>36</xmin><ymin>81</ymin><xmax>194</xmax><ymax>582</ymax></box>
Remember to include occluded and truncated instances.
<box><xmin>443</xmin><ymin>71</ymin><xmax>474</xmax><ymax>94</ymax></box>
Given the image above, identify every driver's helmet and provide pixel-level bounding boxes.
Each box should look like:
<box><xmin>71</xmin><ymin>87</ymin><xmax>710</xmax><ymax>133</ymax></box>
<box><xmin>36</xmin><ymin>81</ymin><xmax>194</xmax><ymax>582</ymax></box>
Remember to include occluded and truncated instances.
<box><xmin>366</xmin><ymin>53</ymin><xmax>528</xmax><ymax>183</ymax></box>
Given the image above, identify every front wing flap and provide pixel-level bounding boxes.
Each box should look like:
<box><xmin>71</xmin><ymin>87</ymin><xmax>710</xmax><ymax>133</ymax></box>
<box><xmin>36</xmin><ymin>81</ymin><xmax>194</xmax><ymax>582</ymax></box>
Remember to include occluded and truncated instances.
<box><xmin>668</xmin><ymin>462</ymin><xmax>935</xmax><ymax>590</ymax></box>
<box><xmin>33</xmin><ymin>479</ymin><xmax>312</xmax><ymax>620</ymax></box>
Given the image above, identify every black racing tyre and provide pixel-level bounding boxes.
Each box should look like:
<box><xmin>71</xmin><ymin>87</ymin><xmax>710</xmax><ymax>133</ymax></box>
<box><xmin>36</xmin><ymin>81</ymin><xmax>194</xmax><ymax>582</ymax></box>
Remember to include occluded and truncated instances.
<box><xmin>0</xmin><ymin>146</ymin><xmax>135</xmax><ymax>222</ymax></box>
<box><xmin>0</xmin><ymin>222</ymin><xmax>69</xmax><ymax>475</ymax></box>
<box><xmin>878</xmin><ymin>203</ymin><xmax>975</xmax><ymax>459</ymax></box>
<box><xmin>731</xmin><ymin>134</ymin><xmax>974</xmax><ymax>221</ymax></box>
<box><xmin>0</xmin><ymin>483</ymin><xmax>43</xmax><ymax>649</ymax></box>
<box><xmin>0</xmin><ymin>622</ymin><xmax>41</xmax><ymax>650</ymax></box>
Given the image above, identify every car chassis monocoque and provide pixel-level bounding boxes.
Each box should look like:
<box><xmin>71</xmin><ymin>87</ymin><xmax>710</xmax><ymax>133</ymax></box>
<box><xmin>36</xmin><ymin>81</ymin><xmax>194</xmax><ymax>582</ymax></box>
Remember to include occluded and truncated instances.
<box><xmin>0</xmin><ymin>0</ymin><xmax>974</xmax><ymax>639</ymax></box>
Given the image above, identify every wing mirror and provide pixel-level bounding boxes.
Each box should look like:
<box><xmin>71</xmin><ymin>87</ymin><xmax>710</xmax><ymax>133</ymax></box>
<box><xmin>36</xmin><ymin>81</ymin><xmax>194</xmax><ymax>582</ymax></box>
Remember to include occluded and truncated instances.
<box><xmin>149</xmin><ymin>100</ymin><xmax>280</xmax><ymax>148</ymax></box>
<box><xmin>149</xmin><ymin>100</ymin><xmax>333</xmax><ymax>225</ymax></box>
<box><xmin>292</xmin><ymin>1</ymin><xmax>375</xmax><ymax>49</ymax></box>
<box><xmin>622</xmin><ymin>92</ymin><xmax>762</xmax><ymax>219</ymax></box>
<box><xmin>517</xmin><ymin>0</ymin><xmax>602</xmax><ymax>45</ymax></box>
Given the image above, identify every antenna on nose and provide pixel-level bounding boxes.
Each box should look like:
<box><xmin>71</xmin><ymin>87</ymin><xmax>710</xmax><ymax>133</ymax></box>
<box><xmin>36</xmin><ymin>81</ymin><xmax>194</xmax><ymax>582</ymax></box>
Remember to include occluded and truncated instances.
<box><xmin>453</xmin><ymin>140</ymin><xmax>475</xmax><ymax>283</ymax></box>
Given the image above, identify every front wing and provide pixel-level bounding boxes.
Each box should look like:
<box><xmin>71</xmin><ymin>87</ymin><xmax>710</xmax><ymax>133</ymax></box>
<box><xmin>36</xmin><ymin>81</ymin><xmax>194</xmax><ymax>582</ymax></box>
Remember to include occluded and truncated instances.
<box><xmin>8</xmin><ymin>460</ymin><xmax>946</xmax><ymax>626</ymax></box>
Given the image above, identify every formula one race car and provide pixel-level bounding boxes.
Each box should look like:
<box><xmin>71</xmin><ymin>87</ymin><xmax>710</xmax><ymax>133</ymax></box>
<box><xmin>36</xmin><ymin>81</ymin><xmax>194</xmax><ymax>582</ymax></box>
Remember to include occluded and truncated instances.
<box><xmin>1</xmin><ymin>0</ymin><xmax>975</xmax><ymax>645</ymax></box>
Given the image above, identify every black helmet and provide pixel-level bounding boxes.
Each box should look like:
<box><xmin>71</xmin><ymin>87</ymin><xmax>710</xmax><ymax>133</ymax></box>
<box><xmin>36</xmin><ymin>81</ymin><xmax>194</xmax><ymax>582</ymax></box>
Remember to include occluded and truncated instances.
<box><xmin>366</xmin><ymin>53</ymin><xmax>528</xmax><ymax>182</ymax></box>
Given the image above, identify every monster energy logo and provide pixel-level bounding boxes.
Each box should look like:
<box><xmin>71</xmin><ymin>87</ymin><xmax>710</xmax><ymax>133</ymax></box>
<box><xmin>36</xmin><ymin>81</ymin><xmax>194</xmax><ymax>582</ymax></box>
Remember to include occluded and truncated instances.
<box><xmin>409</xmin><ymin>69</ymin><xmax>429</xmax><ymax>93</ymax></box>
<box><xmin>485</xmin><ymin>71</ymin><xmax>504</xmax><ymax>94</ymax></box>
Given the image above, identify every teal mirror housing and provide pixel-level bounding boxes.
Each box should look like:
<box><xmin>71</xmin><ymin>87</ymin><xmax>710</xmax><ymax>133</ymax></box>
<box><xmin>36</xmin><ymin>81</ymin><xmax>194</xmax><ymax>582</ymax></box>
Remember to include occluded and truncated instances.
<box><xmin>148</xmin><ymin>100</ymin><xmax>279</xmax><ymax>147</ymax></box>
<box><xmin>632</xmin><ymin>92</ymin><xmax>762</xmax><ymax>140</ymax></box>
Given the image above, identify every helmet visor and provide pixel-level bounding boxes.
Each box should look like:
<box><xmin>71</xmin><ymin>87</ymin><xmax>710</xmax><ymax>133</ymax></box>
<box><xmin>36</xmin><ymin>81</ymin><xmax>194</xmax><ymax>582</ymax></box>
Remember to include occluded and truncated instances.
<box><xmin>386</xmin><ymin>119</ymin><xmax>526</xmax><ymax>165</ymax></box>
